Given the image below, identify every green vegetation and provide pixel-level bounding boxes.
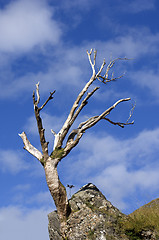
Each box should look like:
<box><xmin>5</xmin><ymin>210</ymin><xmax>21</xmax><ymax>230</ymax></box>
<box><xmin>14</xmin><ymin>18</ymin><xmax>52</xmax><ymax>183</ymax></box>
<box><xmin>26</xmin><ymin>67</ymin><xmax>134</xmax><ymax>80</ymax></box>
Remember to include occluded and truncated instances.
<box><xmin>40</xmin><ymin>157</ymin><xmax>45</xmax><ymax>166</ymax></box>
<box><xmin>120</xmin><ymin>198</ymin><xmax>159</xmax><ymax>239</ymax></box>
<box><xmin>50</xmin><ymin>148</ymin><xmax>64</xmax><ymax>159</ymax></box>
<box><xmin>87</xmin><ymin>229</ymin><xmax>95</xmax><ymax>239</ymax></box>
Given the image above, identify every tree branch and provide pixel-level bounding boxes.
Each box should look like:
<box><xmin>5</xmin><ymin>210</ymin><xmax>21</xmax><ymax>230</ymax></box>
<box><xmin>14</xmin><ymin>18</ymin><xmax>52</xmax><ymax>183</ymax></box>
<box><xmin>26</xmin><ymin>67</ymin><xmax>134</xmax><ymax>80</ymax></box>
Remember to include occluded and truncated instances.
<box><xmin>32</xmin><ymin>83</ymin><xmax>55</xmax><ymax>158</ymax></box>
<box><xmin>52</xmin><ymin>50</ymin><xmax>132</xmax><ymax>151</ymax></box>
<box><xmin>35</xmin><ymin>82</ymin><xmax>40</xmax><ymax>105</ymax></box>
<box><xmin>39</xmin><ymin>91</ymin><xmax>55</xmax><ymax>111</ymax></box>
<box><xmin>126</xmin><ymin>101</ymin><xmax>136</xmax><ymax>123</ymax></box>
<box><xmin>103</xmin><ymin>102</ymin><xmax>135</xmax><ymax>128</ymax></box>
<box><xmin>79</xmin><ymin>98</ymin><xmax>131</xmax><ymax>131</ymax></box>
<box><xmin>96</xmin><ymin>57</ymin><xmax>129</xmax><ymax>84</ymax></box>
<box><xmin>53</xmin><ymin>51</ymin><xmax>99</xmax><ymax>149</ymax></box>
<box><xmin>104</xmin><ymin>118</ymin><xmax>134</xmax><ymax>128</ymax></box>
<box><xmin>18</xmin><ymin>132</ymin><xmax>43</xmax><ymax>162</ymax></box>
<box><xmin>87</xmin><ymin>49</ymin><xmax>97</xmax><ymax>74</ymax></box>
<box><xmin>70</xmin><ymin>86</ymin><xmax>99</xmax><ymax>125</ymax></box>
<box><xmin>62</xmin><ymin>98</ymin><xmax>132</xmax><ymax>157</ymax></box>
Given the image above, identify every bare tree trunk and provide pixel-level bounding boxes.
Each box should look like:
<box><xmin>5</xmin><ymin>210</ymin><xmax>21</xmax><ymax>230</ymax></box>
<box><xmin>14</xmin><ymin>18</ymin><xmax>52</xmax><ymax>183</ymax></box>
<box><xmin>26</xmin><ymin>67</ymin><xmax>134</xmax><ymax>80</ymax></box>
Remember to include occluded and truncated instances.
<box><xmin>19</xmin><ymin>49</ymin><xmax>135</xmax><ymax>238</ymax></box>
<box><xmin>44</xmin><ymin>157</ymin><xmax>71</xmax><ymax>224</ymax></box>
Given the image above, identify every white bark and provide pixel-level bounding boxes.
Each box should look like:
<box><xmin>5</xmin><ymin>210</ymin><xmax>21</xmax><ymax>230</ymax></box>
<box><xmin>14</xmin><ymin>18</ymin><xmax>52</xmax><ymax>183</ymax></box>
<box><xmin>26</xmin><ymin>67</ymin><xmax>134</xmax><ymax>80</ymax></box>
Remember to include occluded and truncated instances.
<box><xmin>54</xmin><ymin>50</ymin><xmax>132</xmax><ymax>150</ymax></box>
<box><xmin>63</xmin><ymin>97</ymin><xmax>133</xmax><ymax>155</ymax></box>
<box><xmin>18</xmin><ymin>132</ymin><xmax>43</xmax><ymax>161</ymax></box>
<box><xmin>44</xmin><ymin>157</ymin><xmax>70</xmax><ymax>222</ymax></box>
<box><xmin>51</xmin><ymin>130</ymin><xmax>61</xmax><ymax>150</ymax></box>
<box><xmin>19</xmin><ymin>49</ymin><xmax>134</xmax><ymax>229</ymax></box>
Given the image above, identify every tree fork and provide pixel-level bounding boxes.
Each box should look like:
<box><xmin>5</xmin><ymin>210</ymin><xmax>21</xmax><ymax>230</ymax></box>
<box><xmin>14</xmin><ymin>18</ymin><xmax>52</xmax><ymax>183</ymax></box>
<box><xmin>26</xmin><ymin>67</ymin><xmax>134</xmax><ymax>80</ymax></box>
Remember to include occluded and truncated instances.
<box><xmin>19</xmin><ymin>50</ymin><xmax>135</xmax><ymax>237</ymax></box>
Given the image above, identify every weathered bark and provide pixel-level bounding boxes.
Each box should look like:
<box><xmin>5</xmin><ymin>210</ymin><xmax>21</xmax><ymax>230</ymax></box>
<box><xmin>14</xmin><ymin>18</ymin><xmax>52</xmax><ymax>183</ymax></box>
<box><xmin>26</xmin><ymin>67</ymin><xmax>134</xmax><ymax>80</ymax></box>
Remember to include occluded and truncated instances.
<box><xmin>19</xmin><ymin>49</ymin><xmax>135</xmax><ymax>237</ymax></box>
<box><xmin>44</xmin><ymin>157</ymin><xmax>71</xmax><ymax>223</ymax></box>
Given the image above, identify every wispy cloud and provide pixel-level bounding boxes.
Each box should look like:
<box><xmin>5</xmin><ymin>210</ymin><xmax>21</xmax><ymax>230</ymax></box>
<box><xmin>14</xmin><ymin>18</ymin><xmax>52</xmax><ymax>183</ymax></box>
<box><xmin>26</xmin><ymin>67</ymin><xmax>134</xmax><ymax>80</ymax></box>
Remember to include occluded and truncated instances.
<box><xmin>87</xmin><ymin>28</ymin><xmax>159</xmax><ymax>59</ymax></box>
<box><xmin>12</xmin><ymin>184</ymin><xmax>54</xmax><ymax>208</ymax></box>
<box><xmin>122</xmin><ymin>0</ymin><xmax>156</xmax><ymax>13</ymax></box>
<box><xmin>0</xmin><ymin>150</ymin><xmax>29</xmax><ymax>174</ymax></box>
<box><xmin>129</xmin><ymin>68</ymin><xmax>159</xmax><ymax>101</ymax></box>
<box><xmin>26</xmin><ymin>191</ymin><xmax>54</xmax><ymax>207</ymax></box>
<box><xmin>0</xmin><ymin>47</ymin><xmax>85</xmax><ymax>99</ymax></box>
<box><xmin>0</xmin><ymin>25</ymin><xmax>159</xmax><ymax>100</ymax></box>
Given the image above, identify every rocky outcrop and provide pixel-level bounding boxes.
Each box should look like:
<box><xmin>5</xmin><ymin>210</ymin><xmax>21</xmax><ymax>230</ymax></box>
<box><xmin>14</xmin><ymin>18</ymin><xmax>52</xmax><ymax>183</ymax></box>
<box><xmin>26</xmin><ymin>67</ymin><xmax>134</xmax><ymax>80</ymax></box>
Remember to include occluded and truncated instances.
<box><xmin>48</xmin><ymin>211</ymin><xmax>63</xmax><ymax>240</ymax></box>
<box><xmin>48</xmin><ymin>183</ymin><xmax>128</xmax><ymax>239</ymax></box>
<box><xmin>48</xmin><ymin>183</ymin><xmax>159</xmax><ymax>239</ymax></box>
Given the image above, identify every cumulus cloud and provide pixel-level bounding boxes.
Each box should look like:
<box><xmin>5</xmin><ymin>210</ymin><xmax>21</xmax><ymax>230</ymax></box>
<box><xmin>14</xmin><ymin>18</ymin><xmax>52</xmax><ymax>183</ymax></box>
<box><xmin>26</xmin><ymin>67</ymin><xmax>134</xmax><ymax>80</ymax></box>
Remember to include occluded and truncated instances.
<box><xmin>0</xmin><ymin>206</ymin><xmax>51</xmax><ymax>240</ymax></box>
<box><xmin>0</xmin><ymin>0</ymin><xmax>61</xmax><ymax>53</ymax></box>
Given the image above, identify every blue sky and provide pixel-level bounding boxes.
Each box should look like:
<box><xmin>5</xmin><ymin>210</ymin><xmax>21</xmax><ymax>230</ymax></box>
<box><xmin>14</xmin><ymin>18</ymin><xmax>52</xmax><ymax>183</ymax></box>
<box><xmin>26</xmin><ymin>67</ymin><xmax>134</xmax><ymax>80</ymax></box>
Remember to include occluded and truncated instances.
<box><xmin>0</xmin><ymin>0</ymin><xmax>159</xmax><ymax>239</ymax></box>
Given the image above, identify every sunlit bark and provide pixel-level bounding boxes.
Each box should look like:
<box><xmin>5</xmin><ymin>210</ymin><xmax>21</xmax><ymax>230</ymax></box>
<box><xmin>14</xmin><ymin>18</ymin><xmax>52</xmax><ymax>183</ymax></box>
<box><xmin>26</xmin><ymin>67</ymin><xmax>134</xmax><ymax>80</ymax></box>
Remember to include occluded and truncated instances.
<box><xmin>19</xmin><ymin>49</ymin><xmax>134</xmax><ymax>237</ymax></box>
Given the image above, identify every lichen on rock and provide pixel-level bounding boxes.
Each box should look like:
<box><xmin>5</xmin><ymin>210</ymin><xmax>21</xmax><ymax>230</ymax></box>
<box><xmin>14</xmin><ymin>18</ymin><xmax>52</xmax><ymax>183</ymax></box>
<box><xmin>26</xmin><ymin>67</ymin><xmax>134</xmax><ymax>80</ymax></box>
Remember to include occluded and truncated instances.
<box><xmin>48</xmin><ymin>183</ymin><xmax>159</xmax><ymax>240</ymax></box>
<box><xmin>48</xmin><ymin>183</ymin><xmax>128</xmax><ymax>240</ymax></box>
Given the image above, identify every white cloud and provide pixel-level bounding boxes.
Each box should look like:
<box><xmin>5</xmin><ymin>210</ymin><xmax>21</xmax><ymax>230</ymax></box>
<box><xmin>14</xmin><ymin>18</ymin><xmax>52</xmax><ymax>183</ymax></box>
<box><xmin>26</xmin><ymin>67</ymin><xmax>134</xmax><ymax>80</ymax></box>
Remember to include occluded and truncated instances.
<box><xmin>0</xmin><ymin>0</ymin><xmax>61</xmax><ymax>53</ymax></box>
<box><xmin>12</xmin><ymin>185</ymin><xmax>54</xmax><ymax>209</ymax></box>
<box><xmin>64</xmin><ymin>127</ymin><xmax>159</xmax><ymax>211</ymax></box>
<box><xmin>13</xmin><ymin>184</ymin><xmax>31</xmax><ymax>192</ymax></box>
<box><xmin>0</xmin><ymin>206</ymin><xmax>51</xmax><ymax>240</ymax></box>
<box><xmin>93</xmin><ymin>164</ymin><xmax>159</xmax><ymax>211</ymax></box>
<box><xmin>87</xmin><ymin>29</ymin><xmax>159</xmax><ymax>59</ymax></box>
<box><xmin>129</xmin><ymin>68</ymin><xmax>159</xmax><ymax>101</ymax></box>
<box><xmin>0</xmin><ymin>149</ymin><xmax>29</xmax><ymax>174</ymax></box>
<box><xmin>24</xmin><ymin>112</ymin><xmax>66</xmax><ymax>153</ymax></box>
<box><xmin>1</xmin><ymin>26</ymin><xmax>159</xmax><ymax>99</ymax></box>
<box><xmin>0</xmin><ymin>47</ymin><xmax>85</xmax><ymax>99</ymax></box>
<box><xmin>26</xmin><ymin>191</ymin><xmax>54</xmax><ymax>207</ymax></box>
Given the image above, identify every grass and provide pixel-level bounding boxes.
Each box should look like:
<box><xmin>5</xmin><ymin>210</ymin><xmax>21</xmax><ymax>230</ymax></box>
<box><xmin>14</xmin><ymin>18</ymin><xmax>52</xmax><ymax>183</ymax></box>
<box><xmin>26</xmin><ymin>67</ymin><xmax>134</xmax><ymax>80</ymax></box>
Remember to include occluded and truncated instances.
<box><xmin>120</xmin><ymin>198</ymin><xmax>159</xmax><ymax>239</ymax></box>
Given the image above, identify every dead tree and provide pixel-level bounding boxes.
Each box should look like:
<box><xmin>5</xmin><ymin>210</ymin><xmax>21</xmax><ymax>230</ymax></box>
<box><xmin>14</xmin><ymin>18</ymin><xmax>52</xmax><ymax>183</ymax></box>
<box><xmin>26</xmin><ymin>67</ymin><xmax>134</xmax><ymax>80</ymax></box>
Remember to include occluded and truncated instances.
<box><xmin>19</xmin><ymin>49</ymin><xmax>134</xmax><ymax>235</ymax></box>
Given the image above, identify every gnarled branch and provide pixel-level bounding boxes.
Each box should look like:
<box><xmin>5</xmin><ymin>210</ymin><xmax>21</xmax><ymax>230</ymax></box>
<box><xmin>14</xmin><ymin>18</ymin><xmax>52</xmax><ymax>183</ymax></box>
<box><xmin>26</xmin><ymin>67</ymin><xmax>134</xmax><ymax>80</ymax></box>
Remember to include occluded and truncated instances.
<box><xmin>53</xmin><ymin>50</ymin><xmax>129</xmax><ymax>150</ymax></box>
<box><xmin>18</xmin><ymin>132</ymin><xmax>43</xmax><ymax>162</ymax></box>
<box><xmin>97</xmin><ymin>57</ymin><xmax>129</xmax><ymax>84</ymax></box>
<box><xmin>64</xmin><ymin>97</ymin><xmax>134</xmax><ymax>156</ymax></box>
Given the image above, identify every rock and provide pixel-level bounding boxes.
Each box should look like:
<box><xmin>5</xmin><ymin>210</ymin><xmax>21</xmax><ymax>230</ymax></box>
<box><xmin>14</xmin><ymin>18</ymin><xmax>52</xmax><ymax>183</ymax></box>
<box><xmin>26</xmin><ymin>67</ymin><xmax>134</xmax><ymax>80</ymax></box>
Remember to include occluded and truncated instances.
<box><xmin>48</xmin><ymin>183</ymin><xmax>128</xmax><ymax>240</ymax></box>
<box><xmin>48</xmin><ymin>184</ymin><xmax>159</xmax><ymax>239</ymax></box>
<box><xmin>48</xmin><ymin>211</ymin><xmax>62</xmax><ymax>240</ymax></box>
